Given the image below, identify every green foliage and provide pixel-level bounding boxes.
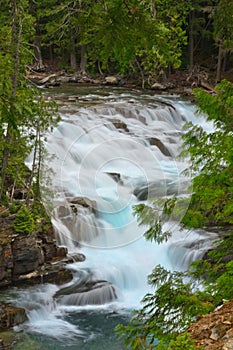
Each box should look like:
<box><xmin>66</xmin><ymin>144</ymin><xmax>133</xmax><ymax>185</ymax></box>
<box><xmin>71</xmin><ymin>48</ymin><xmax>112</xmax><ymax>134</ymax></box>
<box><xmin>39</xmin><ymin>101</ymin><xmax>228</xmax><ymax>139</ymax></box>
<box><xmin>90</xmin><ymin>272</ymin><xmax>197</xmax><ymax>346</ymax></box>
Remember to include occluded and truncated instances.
<box><xmin>181</xmin><ymin>209</ymin><xmax>205</xmax><ymax>228</ymax></box>
<box><xmin>133</xmin><ymin>196</ymin><xmax>193</xmax><ymax>242</ymax></box>
<box><xmin>30</xmin><ymin>198</ymin><xmax>51</xmax><ymax>233</ymax></box>
<box><xmin>204</xmin><ymin>260</ymin><xmax>233</xmax><ymax>305</ymax></box>
<box><xmin>156</xmin><ymin>333</ymin><xmax>203</xmax><ymax>350</ymax></box>
<box><xmin>213</xmin><ymin>0</ymin><xmax>233</xmax><ymax>52</ymax></box>
<box><xmin>1</xmin><ymin>0</ymin><xmax>232</xmax><ymax>79</ymax></box>
<box><xmin>13</xmin><ymin>205</ymin><xmax>35</xmax><ymax>234</ymax></box>
<box><xmin>181</xmin><ymin>80</ymin><xmax>233</xmax><ymax>227</ymax></box>
<box><xmin>84</xmin><ymin>0</ymin><xmax>191</xmax><ymax>75</ymax></box>
<box><xmin>0</xmin><ymin>0</ymin><xmax>59</xmax><ymax>202</ymax></box>
<box><xmin>190</xmin><ymin>230</ymin><xmax>233</xmax><ymax>305</ymax></box>
<box><xmin>207</xmin><ymin>231</ymin><xmax>233</xmax><ymax>264</ymax></box>
<box><xmin>133</xmin><ymin>199</ymin><xmax>173</xmax><ymax>244</ymax></box>
<box><xmin>9</xmin><ymin>201</ymin><xmax>20</xmax><ymax>214</ymax></box>
<box><xmin>40</xmin><ymin>0</ymin><xmax>190</xmax><ymax>77</ymax></box>
<box><xmin>116</xmin><ymin>265</ymin><xmax>213</xmax><ymax>349</ymax></box>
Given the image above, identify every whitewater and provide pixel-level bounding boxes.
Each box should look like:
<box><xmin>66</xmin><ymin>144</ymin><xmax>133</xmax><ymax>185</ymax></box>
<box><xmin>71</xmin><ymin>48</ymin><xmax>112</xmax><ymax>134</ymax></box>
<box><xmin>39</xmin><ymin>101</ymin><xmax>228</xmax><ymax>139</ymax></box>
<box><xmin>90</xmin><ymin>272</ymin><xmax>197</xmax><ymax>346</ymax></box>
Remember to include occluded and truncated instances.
<box><xmin>10</xmin><ymin>86</ymin><xmax>217</xmax><ymax>349</ymax></box>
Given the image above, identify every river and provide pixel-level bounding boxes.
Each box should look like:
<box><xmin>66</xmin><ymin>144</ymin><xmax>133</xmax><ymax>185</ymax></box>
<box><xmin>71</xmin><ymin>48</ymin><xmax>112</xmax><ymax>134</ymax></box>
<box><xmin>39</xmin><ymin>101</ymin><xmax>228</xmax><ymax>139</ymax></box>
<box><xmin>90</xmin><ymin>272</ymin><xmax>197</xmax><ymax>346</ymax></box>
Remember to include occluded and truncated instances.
<box><xmin>4</xmin><ymin>85</ymin><xmax>217</xmax><ymax>349</ymax></box>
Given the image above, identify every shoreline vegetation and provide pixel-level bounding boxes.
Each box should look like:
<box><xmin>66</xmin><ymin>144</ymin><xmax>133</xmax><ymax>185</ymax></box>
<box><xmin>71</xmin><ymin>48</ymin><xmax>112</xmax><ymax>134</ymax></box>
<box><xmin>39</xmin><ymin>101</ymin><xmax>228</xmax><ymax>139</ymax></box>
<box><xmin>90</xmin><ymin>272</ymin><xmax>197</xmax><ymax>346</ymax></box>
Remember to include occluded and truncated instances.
<box><xmin>26</xmin><ymin>66</ymin><xmax>217</xmax><ymax>96</ymax></box>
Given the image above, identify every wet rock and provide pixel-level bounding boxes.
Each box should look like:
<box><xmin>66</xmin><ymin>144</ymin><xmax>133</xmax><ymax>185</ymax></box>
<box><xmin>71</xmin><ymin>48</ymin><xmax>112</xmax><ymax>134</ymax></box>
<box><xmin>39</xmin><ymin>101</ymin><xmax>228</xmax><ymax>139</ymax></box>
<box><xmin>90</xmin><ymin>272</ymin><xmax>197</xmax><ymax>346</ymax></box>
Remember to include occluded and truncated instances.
<box><xmin>106</xmin><ymin>172</ymin><xmax>122</xmax><ymax>183</ymax></box>
<box><xmin>55</xmin><ymin>280</ymin><xmax>117</xmax><ymax>306</ymax></box>
<box><xmin>56</xmin><ymin>246</ymin><xmax>68</xmax><ymax>258</ymax></box>
<box><xmin>0</xmin><ymin>304</ymin><xmax>27</xmax><ymax>330</ymax></box>
<box><xmin>0</xmin><ymin>238</ymin><xmax>13</xmax><ymax>287</ymax></box>
<box><xmin>105</xmin><ymin>76</ymin><xmax>118</xmax><ymax>84</ymax></box>
<box><xmin>147</xmin><ymin>137</ymin><xmax>171</xmax><ymax>157</ymax></box>
<box><xmin>134</xmin><ymin>181</ymin><xmax>167</xmax><ymax>200</ymax></box>
<box><xmin>0</xmin><ymin>214</ymin><xmax>73</xmax><ymax>287</ymax></box>
<box><xmin>42</xmin><ymin>241</ymin><xmax>57</xmax><ymax>261</ymax></box>
<box><xmin>151</xmin><ymin>82</ymin><xmax>167</xmax><ymax>90</ymax></box>
<box><xmin>66</xmin><ymin>253</ymin><xmax>86</xmax><ymax>263</ymax></box>
<box><xmin>12</xmin><ymin>233</ymin><xmax>44</xmax><ymax>279</ymax></box>
<box><xmin>68</xmin><ymin>197</ymin><xmax>97</xmax><ymax>212</ymax></box>
<box><xmin>54</xmin><ymin>270</ymin><xmax>118</xmax><ymax>305</ymax></box>
<box><xmin>16</xmin><ymin>260</ymin><xmax>73</xmax><ymax>286</ymax></box>
<box><xmin>110</xmin><ymin>119</ymin><xmax>129</xmax><ymax>132</ymax></box>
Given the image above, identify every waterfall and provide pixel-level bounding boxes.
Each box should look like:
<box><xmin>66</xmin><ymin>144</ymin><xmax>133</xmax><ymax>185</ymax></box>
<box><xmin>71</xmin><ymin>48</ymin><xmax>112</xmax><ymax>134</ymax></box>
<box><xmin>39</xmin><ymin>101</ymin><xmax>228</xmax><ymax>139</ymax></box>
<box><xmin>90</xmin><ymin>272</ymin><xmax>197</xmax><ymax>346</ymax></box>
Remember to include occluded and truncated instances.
<box><xmin>20</xmin><ymin>86</ymin><xmax>217</xmax><ymax>344</ymax></box>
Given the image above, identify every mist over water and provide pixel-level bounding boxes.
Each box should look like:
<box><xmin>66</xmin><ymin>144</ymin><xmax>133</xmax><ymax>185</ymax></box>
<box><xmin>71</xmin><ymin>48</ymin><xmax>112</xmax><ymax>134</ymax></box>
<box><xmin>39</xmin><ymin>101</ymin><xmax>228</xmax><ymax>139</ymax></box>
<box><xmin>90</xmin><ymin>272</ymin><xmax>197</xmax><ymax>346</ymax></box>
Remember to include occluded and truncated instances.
<box><xmin>15</xmin><ymin>86</ymin><xmax>217</xmax><ymax>348</ymax></box>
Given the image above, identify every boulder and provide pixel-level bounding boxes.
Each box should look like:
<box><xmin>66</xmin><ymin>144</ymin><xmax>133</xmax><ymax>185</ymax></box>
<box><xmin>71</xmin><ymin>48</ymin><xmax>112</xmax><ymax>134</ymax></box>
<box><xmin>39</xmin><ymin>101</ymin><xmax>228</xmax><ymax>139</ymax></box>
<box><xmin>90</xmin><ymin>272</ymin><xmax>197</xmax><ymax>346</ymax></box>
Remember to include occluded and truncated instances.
<box><xmin>0</xmin><ymin>303</ymin><xmax>27</xmax><ymax>330</ymax></box>
<box><xmin>147</xmin><ymin>137</ymin><xmax>171</xmax><ymax>157</ymax></box>
<box><xmin>105</xmin><ymin>172</ymin><xmax>122</xmax><ymax>183</ymax></box>
<box><xmin>151</xmin><ymin>82</ymin><xmax>167</xmax><ymax>90</ymax></box>
<box><xmin>68</xmin><ymin>197</ymin><xmax>97</xmax><ymax>212</ymax></box>
<box><xmin>110</xmin><ymin>119</ymin><xmax>129</xmax><ymax>132</ymax></box>
<box><xmin>54</xmin><ymin>269</ymin><xmax>118</xmax><ymax>305</ymax></box>
<box><xmin>105</xmin><ymin>76</ymin><xmax>118</xmax><ymax>84</ymax></box>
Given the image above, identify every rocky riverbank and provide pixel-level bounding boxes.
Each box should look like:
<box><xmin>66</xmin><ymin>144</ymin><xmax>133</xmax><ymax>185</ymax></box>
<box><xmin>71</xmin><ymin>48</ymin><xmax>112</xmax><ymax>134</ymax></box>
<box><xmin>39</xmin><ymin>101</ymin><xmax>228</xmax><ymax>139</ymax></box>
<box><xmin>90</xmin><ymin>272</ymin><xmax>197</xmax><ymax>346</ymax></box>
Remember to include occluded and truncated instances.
<box><xmin>0</xmin><ymin>204</ymin><xmax>85</xmax><ymax>348</ymax></box>
<box><xmin>26</xmin><ymin>67</ymin><xmax>216</xmax><ymax>96</ymax></box>
<box><xmin>0</xmin><ymin>209</ymin><xmax>74</xmax><ymax>287</ymax></box>
<box><xmin>189</xmin><ymin>299</ymin><xmax>233</xmax><ymax>350</ymax></box>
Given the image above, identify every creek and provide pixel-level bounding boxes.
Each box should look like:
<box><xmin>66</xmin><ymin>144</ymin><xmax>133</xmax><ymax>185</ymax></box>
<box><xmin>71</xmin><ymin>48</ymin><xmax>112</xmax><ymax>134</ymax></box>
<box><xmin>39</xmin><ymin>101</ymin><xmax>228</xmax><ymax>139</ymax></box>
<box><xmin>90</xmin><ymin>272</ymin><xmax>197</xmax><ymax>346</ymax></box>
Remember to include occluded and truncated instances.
<box><xmin>5</xmin><ymin>85</ymin><xmax>217</xmax><ymax>349</ymax></box>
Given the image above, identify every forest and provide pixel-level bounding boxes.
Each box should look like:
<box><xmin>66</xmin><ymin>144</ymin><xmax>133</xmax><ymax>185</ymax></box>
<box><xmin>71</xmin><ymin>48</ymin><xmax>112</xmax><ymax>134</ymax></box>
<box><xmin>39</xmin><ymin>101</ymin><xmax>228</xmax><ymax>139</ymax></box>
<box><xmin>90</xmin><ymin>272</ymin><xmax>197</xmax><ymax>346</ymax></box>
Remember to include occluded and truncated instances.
<box><xmin>0</xmin><ymin>0</ymin><xmax>233</xmax><ymax>349</ymax></box>
<box><xmin>2</xmin><ymin>0</ymin><xmax>233</xmax><ymax>84</ymax></box>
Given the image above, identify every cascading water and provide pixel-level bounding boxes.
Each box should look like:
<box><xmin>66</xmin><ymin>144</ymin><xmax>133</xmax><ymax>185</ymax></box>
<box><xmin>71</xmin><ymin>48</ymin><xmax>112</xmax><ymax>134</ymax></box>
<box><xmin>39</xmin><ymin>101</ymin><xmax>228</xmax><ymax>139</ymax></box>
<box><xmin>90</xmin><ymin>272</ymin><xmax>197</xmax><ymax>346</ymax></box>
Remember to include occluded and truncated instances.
<box><xmin>12</xmin><ymin>86</ymin><xmax>217</xmax><ymax>349</ymax></box>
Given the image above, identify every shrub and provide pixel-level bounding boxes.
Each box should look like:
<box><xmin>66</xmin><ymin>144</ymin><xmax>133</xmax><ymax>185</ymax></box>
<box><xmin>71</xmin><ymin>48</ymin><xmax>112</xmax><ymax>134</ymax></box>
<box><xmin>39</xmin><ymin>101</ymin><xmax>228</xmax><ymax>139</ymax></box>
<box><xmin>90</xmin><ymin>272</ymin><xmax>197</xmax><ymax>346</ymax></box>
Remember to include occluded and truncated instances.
<box><xmin>13</xmin><ymin>205</ymin><xmax>35</xmax><ymax>234</ymax></box>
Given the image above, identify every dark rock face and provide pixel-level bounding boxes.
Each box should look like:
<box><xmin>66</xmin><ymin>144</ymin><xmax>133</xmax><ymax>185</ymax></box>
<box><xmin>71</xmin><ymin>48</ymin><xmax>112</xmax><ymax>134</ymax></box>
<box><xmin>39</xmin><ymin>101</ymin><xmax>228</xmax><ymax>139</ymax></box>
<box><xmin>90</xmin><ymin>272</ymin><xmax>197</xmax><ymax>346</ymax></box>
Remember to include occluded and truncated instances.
<box><xmin>0</xmin><ymin>224</ymin><xmax>74</xmax><ymax>287</ymax></box>
<box><xmin>0</xmin><ymin>240</ymin><xmax>13</xmax><ymax>287</ymax></box>
<box><xmin>12</xmin><ymin>233</ymin><xmax>44</xmax><ymax>278</ymax></box>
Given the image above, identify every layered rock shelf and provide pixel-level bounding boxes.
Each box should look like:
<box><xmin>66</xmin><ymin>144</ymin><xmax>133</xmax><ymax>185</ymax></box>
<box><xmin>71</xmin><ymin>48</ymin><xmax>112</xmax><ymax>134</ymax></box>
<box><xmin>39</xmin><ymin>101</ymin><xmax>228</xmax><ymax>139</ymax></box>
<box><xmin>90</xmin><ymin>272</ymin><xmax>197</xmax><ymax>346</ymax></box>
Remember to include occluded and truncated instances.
<box><xmin>0</xmin><ymin>224</ymin><xmax>73</xmax><ymax>287</ymax></box>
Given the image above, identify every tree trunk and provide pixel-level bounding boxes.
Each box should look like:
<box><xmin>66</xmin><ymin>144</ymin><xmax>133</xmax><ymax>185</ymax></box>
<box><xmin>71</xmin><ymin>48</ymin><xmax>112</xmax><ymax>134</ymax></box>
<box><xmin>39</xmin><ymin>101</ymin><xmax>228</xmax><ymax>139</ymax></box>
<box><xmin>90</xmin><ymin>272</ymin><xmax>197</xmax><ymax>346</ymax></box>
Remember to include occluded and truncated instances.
<box><xmin>0</xmin><ymin>0</ymin><xmax>22</xmax><ymax>199</ymax></box>
<box><xmin>188</xmin><ymin>11</ymin><xmax>195</xmax><ymax>71</ymax></box>
<box><xmin>222</xmin><ymin>51</ymin><xmax>228</xmax><ymax>73</ymax></box>
<box><xmin>26</xmin><ymin>126</ymin><xmax>39</xmax><ymax>206</ymax></box>
<box><xmin>80</xmin><ymin>44</ymin><xmax>87</xmax><ymax>74</ymax></box>
<box><xmin>70</xmin><ymin>32</ymin><xmax>77</xmax><ymax>71</ymax></box>
<box><xmin>216</xmin><ymin>40</ymin><xmax>223</xmax><ymax>83</ymax></box>
<box><xmin>0</xmin><ymin>129</ymin><xmax>11</xmax><ymax>199</ymax></box>
<box><xmin>97</xmin><ymin>60</ymin><xmax>104</xmax><ymax>76</ymax></box>
<box><xmin>34</xmin><ymin>34</ymin><xmax>44</xmax><ymax>70</ymax></box>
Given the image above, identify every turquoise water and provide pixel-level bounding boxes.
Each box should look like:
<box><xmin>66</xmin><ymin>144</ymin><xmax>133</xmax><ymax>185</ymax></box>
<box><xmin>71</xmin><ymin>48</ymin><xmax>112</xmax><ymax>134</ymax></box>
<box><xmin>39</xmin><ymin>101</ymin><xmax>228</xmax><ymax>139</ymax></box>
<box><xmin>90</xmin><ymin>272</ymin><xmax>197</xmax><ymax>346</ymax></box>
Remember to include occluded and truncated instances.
<box><xmin>14</xmin><ymin>310</ymin><xmax>129</xmax><ymax>349</ymax></box>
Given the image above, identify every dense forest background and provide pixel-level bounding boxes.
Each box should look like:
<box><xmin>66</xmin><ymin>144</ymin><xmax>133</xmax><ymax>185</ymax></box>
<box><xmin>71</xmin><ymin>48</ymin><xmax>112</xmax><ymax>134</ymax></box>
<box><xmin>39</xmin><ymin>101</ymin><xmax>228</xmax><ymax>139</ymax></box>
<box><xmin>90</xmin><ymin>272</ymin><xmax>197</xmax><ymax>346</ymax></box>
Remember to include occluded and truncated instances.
<box><xmin>29</xmin><ymin>0</ymin><xmax>233</xmax><ymax>85</ymax></box>
<box><xmin>2</xmin><ymin>0</ymin><xmax>233</xmax><ymax>84</ymax></box>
